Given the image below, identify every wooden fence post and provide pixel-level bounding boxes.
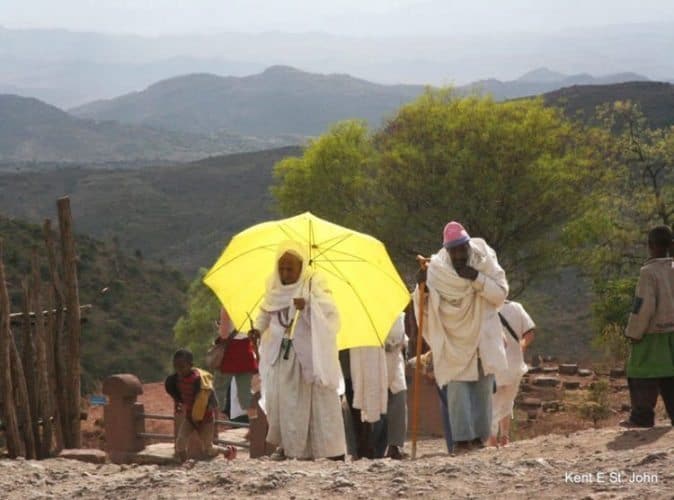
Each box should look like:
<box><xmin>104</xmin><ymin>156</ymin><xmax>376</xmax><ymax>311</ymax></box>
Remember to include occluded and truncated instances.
<box><xmin>57</xmin><ymin>197</ymin><xmax>82</xmax><ymax>449</ymax></box>
<box><xmin>43</xmin><ymin>219</ymin><xmax>69</xmax><ymax>448</ymax></box>
<box><xmin>45</xmin><ymin>286</ymin><xmax>64</xmax><ymax>452</ymax></box>
<box><xmin>0</xmin><ymin>240</ymin><xmax>25</xmax><ymax>458</ymax></box>
<box><xmin>21</xmin><ymin>279</ymin><xmax>41</xmax><ymax>455</ymax></box>
<box><xmin>32</xmin><ymin>248</ymin><xmax>54</xmax><ymax>458</ymax></box>
<box><xmin>9</xmin><ymin>325</ymin><xmax>37</xmax><ymax>459</ymax></box>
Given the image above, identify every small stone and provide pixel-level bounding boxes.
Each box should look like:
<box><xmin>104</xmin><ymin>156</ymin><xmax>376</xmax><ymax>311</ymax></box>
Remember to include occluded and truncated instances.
<box><xmin>609</xmin><ymin>368</ymin><xmax>625</xmax><ymax>378</ymax></box>
<box><xmin>58</xmin><ymin>449</ymin><xmax>108</xmax><ymax>464</ymax></box>
<box><xmin>578</xmin><ymin>369</ymin><xmax>593</xmax><ymax>377</ymax></box>
<box><xmin>518</xmin><ymin>397</ymin><xmax>542</xmax><ymax>409</ymax></box>
<box><xmin>637</xmin><ymin>452</ymin><xmax>667</xmax><ymax>465</ymax></box>
<box><xmin>532</xmin><ymin>376</ymin><xmax>560</xmax><ymax>387</ymax></box>
<box><xmin>559</xmin><ymin>364</ymin><xmax>578</xmax><ymax>375</ymax></box>
<box><xmin>542</xmin><ymin>400</ymin><xmax>561</xmax><ymax>412</ymax></box>
<box><xmin>527</xmin><ymin>366</ymin><xmax>543</xmax><ymax>374</ymax></box>
<box><xmin>542</xmin><ymin>366</ymin><xmax>559</xmax><ymax>374</ymax></box>
<box><xmin>527</xmin><ymin>409</ymin><xmax>539</xmax><ymax>420</ymax></box>
<box><xmin>563</xmin><ymin>381</ymin><xmax>581</xmax><ymax>390</ymax></box>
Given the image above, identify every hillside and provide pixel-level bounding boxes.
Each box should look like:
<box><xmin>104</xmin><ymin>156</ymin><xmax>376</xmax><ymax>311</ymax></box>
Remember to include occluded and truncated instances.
<box><xmin>543</xmin><ymin>81</ymin><xmax>674</xmax><ymax>128</ymax></box>
<box><xmin>461</xmin><ymin>68</ymin><xmax>649</xmax><ymax>100</ymax></box>
<box><xmin>70</xmin><ymin>66</ymin><xmax>654</xmax><ymax>140</ymax></box>
<box><xmin>70</xmin><ymin>66</ymin><xmax>425</xmax><ymax>137</ymax></box>
<box><xmin>0</xmin><ymin>147</ymin><xmax>301</xmax><ymax>274</ymax></box>
<box><xmin>0</xmin><ymin>94</ymin><xmax>282</xmax><ymax>163</ymax></box>
<box><xmin>0</xmin><ymin>215</ymin><xmax>187</xmax><ymax>384</ymax></box>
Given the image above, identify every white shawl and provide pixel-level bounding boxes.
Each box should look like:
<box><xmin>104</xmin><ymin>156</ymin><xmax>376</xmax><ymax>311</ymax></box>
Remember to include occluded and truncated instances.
<box><xmin>418</xmin><ymin>238</ymin><xmax>508</xmax><ymax>385</ymax></box>
<box><xmin>257</xmin><ymin>240</ymin><xmax>342</xmax><ymax>391</ymax></box>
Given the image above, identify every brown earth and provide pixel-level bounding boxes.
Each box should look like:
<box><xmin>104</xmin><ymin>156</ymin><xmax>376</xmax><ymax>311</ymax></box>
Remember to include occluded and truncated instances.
<box><xmin>2</xmin><ymin>425</ymin><xmax>672</xmax><ymax>499</ymax></box>
<box><xmin>8</xmin><ymin>365</ymin><xmax>672</xmax><ymax>499</ymax></box>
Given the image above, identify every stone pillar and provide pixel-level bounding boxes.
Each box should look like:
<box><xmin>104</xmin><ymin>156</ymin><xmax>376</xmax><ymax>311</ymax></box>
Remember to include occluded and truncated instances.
<box><xmin>102</xmin><ymin>374</ymin><xmax>145</xmax><ymax>463</ymax></box>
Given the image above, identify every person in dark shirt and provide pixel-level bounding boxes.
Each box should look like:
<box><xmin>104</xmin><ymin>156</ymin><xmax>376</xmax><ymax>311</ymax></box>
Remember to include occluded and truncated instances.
<box><xmin>165</xmin><ymin>349</ymin><xmax>236</xmax><ymax>462</ymax></box>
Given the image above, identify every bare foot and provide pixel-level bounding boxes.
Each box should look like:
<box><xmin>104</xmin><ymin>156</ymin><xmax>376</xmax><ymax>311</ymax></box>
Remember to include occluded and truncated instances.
<box><xmin>222</xmin><ymin>445</ymin><xmax>237</xmax><ymax>460</ymax></box>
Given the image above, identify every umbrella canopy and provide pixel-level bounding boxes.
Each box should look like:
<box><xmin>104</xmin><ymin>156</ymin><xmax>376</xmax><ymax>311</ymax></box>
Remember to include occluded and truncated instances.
<box><xmin>203</xmin><ymin>212</ymin><xmax>410</xmax><ymax>349</ymax></box>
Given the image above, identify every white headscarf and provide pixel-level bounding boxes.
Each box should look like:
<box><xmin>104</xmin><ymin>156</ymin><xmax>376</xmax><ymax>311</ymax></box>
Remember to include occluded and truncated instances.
<box><xmin>259</xmin><ymin>239</ymin><xmax>343</xmax><ymax>390</ymax></box>
<box><xmin>261</xmin><ymin>240</ymin><xmax>314</xmax><ymax>313</ymax></box>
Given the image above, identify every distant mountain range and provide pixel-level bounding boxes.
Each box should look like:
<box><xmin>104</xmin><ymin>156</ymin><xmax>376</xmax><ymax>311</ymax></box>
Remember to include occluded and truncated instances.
<box><xmin>459</xmin><ymin>67</ymin><xmax>649</xmax><ymax>100</ymax></box>
<box><xmin>0</xmin><ymin>94</ymin><xmax>285</xmax><ymax>163</ymax></box>
<box><xmin>1</xmin><ymin>25</ymin><xmax>673</xmax><ymax>108</ymax></box>
<box><xmin>1</xmin><ymin>67</ymin><xmax>671</xmax><ymax>163</ymax></box>
<box><xmin>70</xmin><ymin>66</ymin><xmax>423</xmax><ymax>137</ymax></box>
<box><xmin>70</xmin><ymin>65</ymin><xmax>652</xmax><ymax>138</ymax></box>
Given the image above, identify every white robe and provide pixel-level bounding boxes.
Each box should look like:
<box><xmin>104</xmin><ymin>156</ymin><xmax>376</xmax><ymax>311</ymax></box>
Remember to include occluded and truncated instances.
<box><xmin>414</xmin><ymin>238</ymin><xmax>508</xmax><ymax>385</ymax></box>
<box><xmin>350</xmin><ymin>346</ymin><xmax>388</xmax><ymax>423</ymax></box>
<box><xmin>255</xmin><ymin>243</ymin><xmax>345</xmax><ymax>458</ymax></box>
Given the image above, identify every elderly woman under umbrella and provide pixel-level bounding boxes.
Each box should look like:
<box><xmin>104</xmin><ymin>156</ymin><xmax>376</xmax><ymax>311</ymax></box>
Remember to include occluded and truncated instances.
<box><xmin>250</xmin><ymin>240</ymin><xmax>346</xmax><ymax>461</ymax></box>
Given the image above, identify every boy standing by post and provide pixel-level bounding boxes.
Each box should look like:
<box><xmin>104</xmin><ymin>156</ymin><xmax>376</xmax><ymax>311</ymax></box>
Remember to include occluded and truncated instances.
<box><xmin>622</xmin><ymin>226</ymin><xmax>674</xmax><ymax>428</ymax></box>
<box><xmin>165</xmin><ymin>349</ymin><xmax>236</xmax><ymax>462</ymax></box>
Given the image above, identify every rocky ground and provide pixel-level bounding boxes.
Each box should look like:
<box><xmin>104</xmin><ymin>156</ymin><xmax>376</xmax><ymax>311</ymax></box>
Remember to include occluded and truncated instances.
<box><xmin>2</xmin><ymin>424</ymin><xmax>673</xmax><ymax>499</ymax></box>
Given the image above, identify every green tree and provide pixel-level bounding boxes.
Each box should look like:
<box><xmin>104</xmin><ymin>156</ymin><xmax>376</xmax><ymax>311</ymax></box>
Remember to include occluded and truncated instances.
<box><xmin>373</xmin><ymin>90</ymin><xmax>604</xmax><ymax>293</ymax></box>
<box><xmin>173</xmin><ymin>268</ymin><xmax>220</xmax><ymax>365</ymax></box>
<box><xmin>273</xmin><ymin>89</ymin><xmax>604</xmax><ymax>294</ymax></box>
<box><xmin>273</xmin><ymin>120</ymin><xmax>375</xmax><ymax>230</ymax></box>
<box><xmin>566</xmin><ymin>101</ymin><xmax>674</xmax><ymax>337</ymax></box>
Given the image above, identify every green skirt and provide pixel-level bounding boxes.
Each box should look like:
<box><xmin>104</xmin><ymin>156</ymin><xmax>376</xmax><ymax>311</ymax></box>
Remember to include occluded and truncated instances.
<box><xmin>626</xmin><ymin>331</ymin><xmax>674</xmax><ymax>378</ymax></box>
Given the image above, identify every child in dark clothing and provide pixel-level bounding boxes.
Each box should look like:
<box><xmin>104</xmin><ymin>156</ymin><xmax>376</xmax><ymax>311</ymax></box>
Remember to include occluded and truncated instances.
<box><xmin>165</xmin><ymin>349</ymin><xmax>236</xmax><ymax>462</ymax></box>
<box><xmin>622</xmin><ymin>226</ymin><xmax>674</xmax><ymax>428</ymax></box>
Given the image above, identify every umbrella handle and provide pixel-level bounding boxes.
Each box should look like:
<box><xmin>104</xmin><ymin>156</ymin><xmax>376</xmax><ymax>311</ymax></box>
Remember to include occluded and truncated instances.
<box><xmin>288</xmin><ymin>308</ymin><xmax>301</xmax><ymax>340</ymax></box>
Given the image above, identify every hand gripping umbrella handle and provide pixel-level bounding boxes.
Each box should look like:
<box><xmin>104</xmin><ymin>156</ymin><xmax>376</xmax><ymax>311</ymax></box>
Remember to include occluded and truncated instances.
<box><xmin>282</xmin><ymin>309</ymin><xmax>302</xmax><ymax>360</ymax></box>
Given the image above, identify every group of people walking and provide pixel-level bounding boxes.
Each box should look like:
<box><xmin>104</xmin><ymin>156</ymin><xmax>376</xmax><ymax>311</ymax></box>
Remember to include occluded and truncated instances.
<box><xmin>164</xmin><ymin>220</ymin><xmax>674</xmax><ymax>462</ymax></box>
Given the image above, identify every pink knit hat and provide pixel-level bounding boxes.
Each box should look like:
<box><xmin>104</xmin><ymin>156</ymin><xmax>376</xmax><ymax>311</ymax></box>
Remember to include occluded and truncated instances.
<box><xmin>443</xmin><ymin>221</ymin><xmax>470</xmax><ymax>248</ymax></box>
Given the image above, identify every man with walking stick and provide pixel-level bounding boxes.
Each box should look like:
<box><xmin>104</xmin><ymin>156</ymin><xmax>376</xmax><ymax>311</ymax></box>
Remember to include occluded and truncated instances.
<box><xmin>413</xmin><ymin>222</ymin><xmax>509</xmax><ymax>453</ymax></box>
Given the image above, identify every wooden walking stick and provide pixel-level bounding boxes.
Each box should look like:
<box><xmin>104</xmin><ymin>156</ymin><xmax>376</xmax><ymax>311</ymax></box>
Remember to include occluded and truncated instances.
<box><xmin>411</xmin><ymin>255</ymin><xmax>429</xmax><ymax>460</ymax></box>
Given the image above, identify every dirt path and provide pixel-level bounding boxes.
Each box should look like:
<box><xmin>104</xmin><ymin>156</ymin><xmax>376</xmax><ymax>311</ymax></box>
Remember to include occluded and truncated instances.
<box><xmin>2</xmin><ymin>424</ymin><xmax>672</xmax><ymax>499</ymax></box>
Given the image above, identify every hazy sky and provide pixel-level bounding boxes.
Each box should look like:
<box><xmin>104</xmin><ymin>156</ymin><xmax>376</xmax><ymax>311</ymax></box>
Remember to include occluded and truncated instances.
<box><xmin>2</xmin><ymin>0</ymin><xmax>674</xmax><ymax>36</ymax></box>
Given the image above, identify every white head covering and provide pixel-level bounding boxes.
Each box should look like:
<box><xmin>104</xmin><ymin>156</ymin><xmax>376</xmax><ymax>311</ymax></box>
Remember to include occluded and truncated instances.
<box><xmin>261</xmin><ymin>240</ymin><xmax>314</xmax><ymax>312</ymax></box>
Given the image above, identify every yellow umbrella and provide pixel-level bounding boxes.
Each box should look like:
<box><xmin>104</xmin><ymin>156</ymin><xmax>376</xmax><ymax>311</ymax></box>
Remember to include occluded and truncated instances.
<box><xmin>203</xmin><ymin>212</ymin><xmax>410</xmax><ymax>349</ymax></box>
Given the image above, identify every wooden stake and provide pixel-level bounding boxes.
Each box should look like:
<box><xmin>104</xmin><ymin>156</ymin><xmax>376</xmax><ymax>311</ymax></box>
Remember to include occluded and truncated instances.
<box><xmin>57</xmin><ymin>197</ymin><xmax>82</xmax><ymax>448</ymax></box>
<box><xmin>32</xmin><ymin>248</ymin><xmax>54</xmax><ymax>458</ymax></box>
<box><xmin>45</xmin><ymin>286</ymin><xmax>65</xmax><ymax>452</ymax></box>
<box><xmin>20</xmin><ymin>279</ymin><xmax>41</xmax><ymax>456</ymax></box>
<box><xmin>9</xmin><ymin>323</ymin><xmax>38</xmax><ymax>459</ymax></box>
<box><xmin>410</xmin><ymin>257</ymin><xmax>429</xmax><ymax>460</ymax></box>
<box><xmin>43</xmin><ymin>218</ymin><xmax>69</xmax><ymax>447</ymax></box>
<box><xmin>0</xmin><ymin>239</ymin><xmax>26</xmax><ymax>458</ymax></box>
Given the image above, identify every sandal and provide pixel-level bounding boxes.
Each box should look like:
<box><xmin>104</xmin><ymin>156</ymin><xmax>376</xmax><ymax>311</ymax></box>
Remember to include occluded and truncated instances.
<box><xmin>270</xmin><ymin>447</ymin><xmax>287</xmax><ymax>461</ymax></box>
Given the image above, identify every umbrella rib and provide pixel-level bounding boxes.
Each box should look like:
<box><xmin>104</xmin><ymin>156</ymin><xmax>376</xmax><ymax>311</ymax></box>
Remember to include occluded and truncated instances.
<box><xmin>278</xmin><ymin>223</ymin><xmax>310</xmax><ymax>245</ymax></box>
<box><xmin>204</xmin><ymin>244</ymin><xmax>278</xmax><ymax>278</ymax></box>
<box><xmin>311</xmin><ymin>233</ymin><xmax>355</xmax><ymax>261</ymax></box>
<box><xmin>315</xmin><ymin>261</ymin><xmax>383</xmax><ymax>347</ymax></box>
<box><xmin>234</xmin><ymin>292</ymin><xmax>267</xmax><ymax>332</ymax></box>
<box><xmin>309</xmin><ymin>218</ymin><xmax>314</xmax><ymax>263</ymax></box>
<box><xmin>315</xmin><ymin>255</ymin><xmax>410</xmax><ymax>295</ymax></box>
